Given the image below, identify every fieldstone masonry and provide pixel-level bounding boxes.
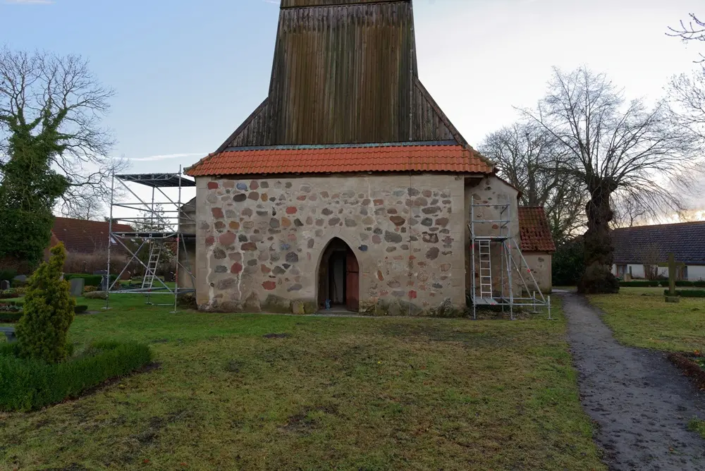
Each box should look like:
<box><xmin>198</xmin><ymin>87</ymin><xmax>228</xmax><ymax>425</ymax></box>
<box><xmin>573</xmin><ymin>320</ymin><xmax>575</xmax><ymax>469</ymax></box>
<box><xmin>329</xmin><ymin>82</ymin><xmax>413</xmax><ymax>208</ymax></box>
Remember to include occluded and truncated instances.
<box><xmin>195</xmin><ymin>174</ymin><xmax>469</xmax><ymax>314</ymax></box>
<box><xmin>465</xmin><ymin>176</ymin><xmax>523</xmax><ymax>296</ymax></box>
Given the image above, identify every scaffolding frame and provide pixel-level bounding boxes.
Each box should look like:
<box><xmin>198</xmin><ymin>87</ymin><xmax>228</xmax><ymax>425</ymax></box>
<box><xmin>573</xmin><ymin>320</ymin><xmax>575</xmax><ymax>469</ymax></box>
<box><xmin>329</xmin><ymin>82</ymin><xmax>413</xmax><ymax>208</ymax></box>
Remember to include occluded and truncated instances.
<box><xmin>469</xmin><ymin>201</ymin><xmax>551</xmax><ymax>320</ymax></box>
<box><xmin>105</xmin><ymin>167</ymin><xmax>197</xmax><ymax>312</ymax></box>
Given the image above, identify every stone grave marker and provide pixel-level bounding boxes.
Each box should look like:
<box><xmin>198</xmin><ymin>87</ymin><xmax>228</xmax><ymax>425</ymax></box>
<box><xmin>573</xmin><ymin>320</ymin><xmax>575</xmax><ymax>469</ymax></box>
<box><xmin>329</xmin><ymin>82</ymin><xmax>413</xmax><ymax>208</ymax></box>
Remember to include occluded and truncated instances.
<box><xmin>70</xmin><ymin>278</ymin><xmax>85</xmax><ymax>297</ymax></box>
<box><xmin>665</xmin><ymin>253</ymin><xmax>683</xmax><ymax>303</ymax></box>
<box><xmin>0</xmin><ymin>280</ymin><xmax>10</xmax><ymax>291</ymax></box>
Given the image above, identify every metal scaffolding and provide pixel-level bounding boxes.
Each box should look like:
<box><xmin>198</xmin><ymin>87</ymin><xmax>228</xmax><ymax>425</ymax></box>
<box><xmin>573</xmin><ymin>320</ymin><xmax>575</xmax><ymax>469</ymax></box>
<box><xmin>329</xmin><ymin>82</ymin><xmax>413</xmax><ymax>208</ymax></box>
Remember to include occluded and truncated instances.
<box><xmin>469</xmin><ymin>201</ymin><xmax>551</xmax><ymax>320</ymax></box>
<box><xmin>105</xmin><ymin>167</ymin><xmax>197</xmax><ymax>312</ymax></box>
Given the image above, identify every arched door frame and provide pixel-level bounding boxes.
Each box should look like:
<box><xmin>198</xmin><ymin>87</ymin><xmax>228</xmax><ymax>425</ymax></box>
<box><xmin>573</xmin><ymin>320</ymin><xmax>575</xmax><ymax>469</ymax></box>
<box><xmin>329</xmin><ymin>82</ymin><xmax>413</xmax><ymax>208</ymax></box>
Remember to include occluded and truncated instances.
<box><xmin>315</xmin><ymin>236</ymin><xmax>361</xmax><ymax>312</ymax></box>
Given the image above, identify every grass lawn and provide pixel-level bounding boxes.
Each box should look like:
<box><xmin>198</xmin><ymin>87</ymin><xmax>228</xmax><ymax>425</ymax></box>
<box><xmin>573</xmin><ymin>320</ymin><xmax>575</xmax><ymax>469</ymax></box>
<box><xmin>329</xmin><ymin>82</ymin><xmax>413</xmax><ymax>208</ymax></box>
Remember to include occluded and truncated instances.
<box><xmin>590</xmin><ymin>287</ymin><xmax>705</xmax><ymax>352</ymax></box>
<box><xmin>0</xmin><ymin>295</ymin><xmax>604</xmax><ymax>470</ymax></box>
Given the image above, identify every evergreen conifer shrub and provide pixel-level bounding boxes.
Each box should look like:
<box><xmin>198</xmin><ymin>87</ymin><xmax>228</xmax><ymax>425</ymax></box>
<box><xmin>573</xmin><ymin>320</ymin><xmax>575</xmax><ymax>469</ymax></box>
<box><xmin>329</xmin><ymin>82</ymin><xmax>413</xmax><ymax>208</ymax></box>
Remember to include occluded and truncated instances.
<box><xmin>16</xmin><ymin>243</ymin><xmax>76</xmax><ymax>364</ymax></box>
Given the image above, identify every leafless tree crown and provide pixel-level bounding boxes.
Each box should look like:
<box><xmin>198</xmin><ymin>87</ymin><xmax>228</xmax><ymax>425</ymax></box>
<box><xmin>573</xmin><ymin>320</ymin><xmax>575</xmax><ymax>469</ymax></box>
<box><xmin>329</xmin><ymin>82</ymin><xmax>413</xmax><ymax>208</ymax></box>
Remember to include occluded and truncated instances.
<box><xmin>521</xmin><ymin>67</ymin><xmax>700</xmax><ymax>214</ymax></box>
<box><xmin>479</xmin><ymin>122</ymin><xmax>586</xmax><ymax>242</ymax></box>
<box><xmin>0</xmin><ymin>48</ymin><xmax>124</xmax><ymax>215</ymax></box>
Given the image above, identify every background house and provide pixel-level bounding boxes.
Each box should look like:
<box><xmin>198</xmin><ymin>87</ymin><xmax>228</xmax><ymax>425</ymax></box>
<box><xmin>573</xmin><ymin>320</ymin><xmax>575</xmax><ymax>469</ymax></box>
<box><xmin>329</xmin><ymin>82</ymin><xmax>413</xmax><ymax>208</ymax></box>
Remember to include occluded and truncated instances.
<box><xmin>518</xmin><ymin>207</ymin><xmax>556</xmax><ymax>293</ymax></box>
<box><xmin>611</xmin><ymin>222</ymin><xmax>705</xmax><ymax>281</ymax></box>
<box><xmin>49</xmin><ymin>217</ymin><xmax>134</xmax><ymax>275</ymax></box>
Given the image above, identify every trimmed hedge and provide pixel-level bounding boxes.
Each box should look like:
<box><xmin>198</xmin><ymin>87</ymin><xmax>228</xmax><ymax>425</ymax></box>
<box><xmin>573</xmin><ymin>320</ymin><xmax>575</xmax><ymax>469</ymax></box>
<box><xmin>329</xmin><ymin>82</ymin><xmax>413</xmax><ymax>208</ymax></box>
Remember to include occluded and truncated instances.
<box><xmin>64</xmin><ymin>274</ymin><xmax>117</xmax><ymax>287</ymax></box>
<box><xmin>663</xmin><ymin>290</ymin><xmax>705</xmax><ymax>298</ymax></box>
<box><xmin>621</xmin><ymin>280</ymin><xmax>705</xmax><ymax>288</ymax></box>
<box><xmin>0</xmin><ymin>341</ymin><xmax>152</xmax><ymax>411</ymax></box>
<box><xmin>620</xmin><ymin>281</ymin><xmax>662</xmax><ymax>287</ymax></box>
<box><xmin>0</xmin><ymin>313</ymin><xmax>22</xmax><ymax>323</ymax></box>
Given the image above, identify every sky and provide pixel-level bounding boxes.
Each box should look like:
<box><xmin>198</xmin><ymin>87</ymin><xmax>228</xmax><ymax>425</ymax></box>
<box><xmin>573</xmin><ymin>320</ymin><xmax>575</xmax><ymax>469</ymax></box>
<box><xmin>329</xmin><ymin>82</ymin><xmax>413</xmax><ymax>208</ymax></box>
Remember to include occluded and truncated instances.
<box><xmin>2</xmin><ymin>0</ymin><xmax>704</xmax><ymax>216</ymax></box>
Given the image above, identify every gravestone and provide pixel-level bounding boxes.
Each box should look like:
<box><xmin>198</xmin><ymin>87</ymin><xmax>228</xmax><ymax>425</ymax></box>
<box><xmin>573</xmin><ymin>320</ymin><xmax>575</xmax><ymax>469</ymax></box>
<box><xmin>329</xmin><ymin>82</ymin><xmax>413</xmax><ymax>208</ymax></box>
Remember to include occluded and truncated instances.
<box><xmin>13</xmin><ymin>275</ymin><xmax>27</xmax><ymax>284</ymax></box>
<box><xmin>665</xmin><ymin>253</ymin><xmax>681</xmax><ymax>304</ymax></box>
<box><xmin>0</xmin><ymin>280</ymin><xmax>10</xmax><ymax>291</ymax></box>
<box><xmin>69</xmin><ymin>278</ymin><xmax>85</xmax><ymax>297</ymax></box>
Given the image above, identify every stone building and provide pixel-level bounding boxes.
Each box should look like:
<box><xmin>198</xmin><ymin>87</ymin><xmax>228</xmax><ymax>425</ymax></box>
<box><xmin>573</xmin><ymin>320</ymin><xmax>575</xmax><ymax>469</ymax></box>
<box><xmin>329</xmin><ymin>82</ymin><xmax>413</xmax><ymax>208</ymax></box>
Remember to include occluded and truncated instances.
<box><xmin>185</xmin><ymin>0</ymin><xmax>540</xmax><ymax>314</ymax></box>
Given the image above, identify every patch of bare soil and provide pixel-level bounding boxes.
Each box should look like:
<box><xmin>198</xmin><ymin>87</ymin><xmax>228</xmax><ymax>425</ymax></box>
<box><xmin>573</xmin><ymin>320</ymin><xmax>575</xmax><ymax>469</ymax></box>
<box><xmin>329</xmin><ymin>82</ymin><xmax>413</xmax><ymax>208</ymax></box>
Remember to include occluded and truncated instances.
<box><xmin>669</xmin><ymin>353</ymin><xmax>705</xmax><ymax>391</ymax></box>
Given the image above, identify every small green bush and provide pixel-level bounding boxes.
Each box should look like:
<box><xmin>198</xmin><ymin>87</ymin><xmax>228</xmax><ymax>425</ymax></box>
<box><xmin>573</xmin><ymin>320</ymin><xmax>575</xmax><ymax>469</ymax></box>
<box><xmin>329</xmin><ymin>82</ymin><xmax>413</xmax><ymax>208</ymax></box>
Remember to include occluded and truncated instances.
<box><xmin>74</xmin><ymin>305</ymin><xmax>89</xmax><ymax>314</ymax></box>
<box><xmin>16</xmin><ymin>244</ymin><xmax>76</xmax><ymax>364</ymax></box>
<box><xmin>11</xmin><ymin>279</ymin><xmax>27</xmax><ymax>288</ymax></box>
<box><xmin>0</xmin><ymin>269</ymin><xmax>17</xmax><ymax>283</ymax></box>
<box><xmin>663</xmin><ymin>289</ymin><xmax>705</xmax><ymax>298</ymax></box>
<box><xmin>0</xmin><ymin>341</ymin><xmax>152</xmax><ymax>411</ymax></box>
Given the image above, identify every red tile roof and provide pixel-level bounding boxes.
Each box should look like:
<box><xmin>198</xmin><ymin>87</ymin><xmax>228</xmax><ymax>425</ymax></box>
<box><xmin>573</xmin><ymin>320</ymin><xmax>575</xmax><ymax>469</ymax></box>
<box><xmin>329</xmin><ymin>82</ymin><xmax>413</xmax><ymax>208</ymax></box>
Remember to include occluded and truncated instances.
<box><xmin>519</xmin><ymin>207</ymin><xmax>556</xmax><ymax>253</ymax></box>
<box><xmin>186</xmin><ymin>145</ymin><xmax>493</xmax><ymax>177</ymax></box>
<box><xmin>51</xmin><ymin>218</ymin><xmax>134</xmax><ymax>254</ymax></box>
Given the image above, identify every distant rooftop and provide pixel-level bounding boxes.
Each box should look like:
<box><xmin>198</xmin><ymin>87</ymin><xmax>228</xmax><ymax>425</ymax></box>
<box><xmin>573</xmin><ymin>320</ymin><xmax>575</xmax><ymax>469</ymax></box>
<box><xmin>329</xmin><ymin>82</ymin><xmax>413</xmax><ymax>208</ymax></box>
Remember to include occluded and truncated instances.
<box><xmin>612</xmin><ymin>221</ymin><xmax>705</xmax><ymax>265</ymax></box>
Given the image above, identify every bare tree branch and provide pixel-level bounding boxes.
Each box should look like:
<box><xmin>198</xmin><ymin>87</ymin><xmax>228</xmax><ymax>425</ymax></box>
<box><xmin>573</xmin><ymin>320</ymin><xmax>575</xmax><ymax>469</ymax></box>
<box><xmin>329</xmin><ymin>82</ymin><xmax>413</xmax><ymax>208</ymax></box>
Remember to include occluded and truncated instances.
<box><xmin>668</xmin><ymin>13</ymin><xmax>705</xmax><ymax>62</ymax></box>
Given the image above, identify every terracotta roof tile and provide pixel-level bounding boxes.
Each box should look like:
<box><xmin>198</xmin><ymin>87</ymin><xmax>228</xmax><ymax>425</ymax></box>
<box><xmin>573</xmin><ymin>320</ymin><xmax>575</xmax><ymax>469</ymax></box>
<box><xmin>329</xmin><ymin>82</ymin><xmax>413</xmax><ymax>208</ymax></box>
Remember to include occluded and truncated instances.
<box><xmin>51</xmin><ymin>218</ymin><xmax>134</xmax><ymax>254</ymax></box>
<box><xmin>186</xmin><ymin>145</ymin><xmax>493</xmax><ymax>177</ymax></box>
<box><xmin>518</xmin><ymin>207</ymin><xmax>556</xmax><ymax>253</ymax></box>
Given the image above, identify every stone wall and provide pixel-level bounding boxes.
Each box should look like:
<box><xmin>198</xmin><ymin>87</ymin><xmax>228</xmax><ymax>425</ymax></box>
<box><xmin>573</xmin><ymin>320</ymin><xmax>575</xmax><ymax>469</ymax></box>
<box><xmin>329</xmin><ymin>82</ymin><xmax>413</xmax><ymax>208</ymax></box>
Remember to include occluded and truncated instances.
<box><xmin>195</xmin><ymin>174</ymin><xmax>467</xmax><ymax>314</ymax></box>
<box><xmin>464</xmin><ymin>176</ymin><xmax>523</xmax><ymax>297</ymax></box>
<box><xmin>524</xmin><ymin>253</ymin><xmax>552</xmax><ymax>293</ymax></box>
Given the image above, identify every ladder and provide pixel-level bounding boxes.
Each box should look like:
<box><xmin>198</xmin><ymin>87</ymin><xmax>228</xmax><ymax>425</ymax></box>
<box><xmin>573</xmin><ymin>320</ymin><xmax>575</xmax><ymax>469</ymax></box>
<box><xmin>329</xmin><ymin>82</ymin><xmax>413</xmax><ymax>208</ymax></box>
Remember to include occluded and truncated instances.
<box><xmin>142</xmin><ymin>242</ymin><xmax>162</xmax><ymax>290</ymax></box>
<box><xmin>478</xmin><ymin>239</ymin><xmax>493</xmax><ymax>300</ymax></box>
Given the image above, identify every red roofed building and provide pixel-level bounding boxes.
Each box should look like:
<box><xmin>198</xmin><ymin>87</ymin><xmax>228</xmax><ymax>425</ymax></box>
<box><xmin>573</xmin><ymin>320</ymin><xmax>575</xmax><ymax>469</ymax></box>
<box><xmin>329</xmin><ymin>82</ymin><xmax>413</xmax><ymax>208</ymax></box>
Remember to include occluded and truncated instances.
<box><xmin>519</xmin><ymin>208</ymin><xmax>557</xmax><ymax>292</ymax></box>
<box><xmin>184</xmin><ymin>0</ymin><xmax>531</xmax><ymax>314</ymax></box>
<box><xmin>49</xmin><ymin>218</ymin><xmax>133</xmax><ymax>255</ymax></box>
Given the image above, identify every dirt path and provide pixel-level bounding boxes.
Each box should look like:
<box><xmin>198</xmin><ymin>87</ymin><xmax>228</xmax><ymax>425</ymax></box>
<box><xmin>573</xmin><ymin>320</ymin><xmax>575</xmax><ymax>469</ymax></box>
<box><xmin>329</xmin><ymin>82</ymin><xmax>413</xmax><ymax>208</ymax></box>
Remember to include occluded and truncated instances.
<box><xmin>561</xmin><ymin>293</ymin><xmax>705</xmax><ymax>471</ymax></box>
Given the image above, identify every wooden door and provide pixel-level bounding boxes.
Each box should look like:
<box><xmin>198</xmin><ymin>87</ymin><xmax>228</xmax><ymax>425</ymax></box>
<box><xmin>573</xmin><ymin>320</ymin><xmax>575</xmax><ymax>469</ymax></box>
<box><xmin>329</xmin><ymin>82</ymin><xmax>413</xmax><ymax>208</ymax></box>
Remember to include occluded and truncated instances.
<box><xmin>346</xmin><ymin>250</ymin><xmax>360</xmax><ymax>312</ymax></box>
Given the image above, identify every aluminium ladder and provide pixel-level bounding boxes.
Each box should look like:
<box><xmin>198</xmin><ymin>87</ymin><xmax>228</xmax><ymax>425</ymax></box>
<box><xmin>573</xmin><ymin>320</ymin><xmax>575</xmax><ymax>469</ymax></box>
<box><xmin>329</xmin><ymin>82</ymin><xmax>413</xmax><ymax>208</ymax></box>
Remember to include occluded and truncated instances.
<box><xmin>142</xmin><ymin>242</ymin><xmax>162</xmax><ymax>290</ymax></box>
<box><xmin>478</xmin><ymin>239</ymin><xmax>493</xmax><ymax>301</ymax></box>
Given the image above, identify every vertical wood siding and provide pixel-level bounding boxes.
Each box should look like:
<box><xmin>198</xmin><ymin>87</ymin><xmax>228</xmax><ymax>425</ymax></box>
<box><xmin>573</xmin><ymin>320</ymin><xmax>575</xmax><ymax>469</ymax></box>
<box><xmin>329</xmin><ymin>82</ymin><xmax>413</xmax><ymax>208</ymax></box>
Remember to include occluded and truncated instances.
<box><xmin>221</xmin><ymin>0</ymin><xmax>466</xmax><ymax>148</ymax></box>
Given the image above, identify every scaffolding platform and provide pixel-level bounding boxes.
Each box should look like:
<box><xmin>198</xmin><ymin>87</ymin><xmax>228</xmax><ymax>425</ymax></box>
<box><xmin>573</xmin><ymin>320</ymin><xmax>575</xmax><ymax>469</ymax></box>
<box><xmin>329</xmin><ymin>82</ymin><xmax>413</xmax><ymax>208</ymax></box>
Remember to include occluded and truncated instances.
<box><xmin>105</xmin><ymin>167</ymin><xmax>197</xmax><ymax>311</ymax></box>
<box><xmin>469</xmin><ymin>201</ymin><xmax>551</xmax><ymax>320</ymax></box>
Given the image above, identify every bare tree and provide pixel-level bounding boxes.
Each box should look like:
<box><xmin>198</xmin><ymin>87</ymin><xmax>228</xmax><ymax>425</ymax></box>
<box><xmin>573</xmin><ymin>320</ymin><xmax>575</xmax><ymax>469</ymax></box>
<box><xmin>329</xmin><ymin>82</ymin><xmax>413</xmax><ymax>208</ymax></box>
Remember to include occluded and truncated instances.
<box><xmin>521</xmin><ymin>67</ymin><xmax>700</xmax><ymax>293</ymax></box>
<box><xmin>480</xmin><ymin>122</ymin><xmax>586</xmax><ymax>243</ymax></box>
<box><xmin>0</xmin><ymin>48</ymin><xmax>124</xmax><ymax>213</ymax></box>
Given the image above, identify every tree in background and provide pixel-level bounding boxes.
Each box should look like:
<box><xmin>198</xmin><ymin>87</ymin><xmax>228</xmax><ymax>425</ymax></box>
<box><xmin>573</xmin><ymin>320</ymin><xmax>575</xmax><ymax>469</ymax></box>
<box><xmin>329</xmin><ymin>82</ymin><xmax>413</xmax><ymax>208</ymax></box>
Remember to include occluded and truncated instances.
<box><xmin>0</xmin><ymin>48</ymin><xmax>121</xmax><ymax>265</ymax></box>
<box><xmin>16</xmin><ymin>243</ymin><xmax>76</xmax><ymax>364</ymax></box>
<box><xmin>521</xmin><ymin>67</ymin><xmax>700</xmax><ymax>294</ymax></box>
<box><xmin>480</xmin><ymin>122</ymin><xmax>586</xmax><ymax>244</ymax></box>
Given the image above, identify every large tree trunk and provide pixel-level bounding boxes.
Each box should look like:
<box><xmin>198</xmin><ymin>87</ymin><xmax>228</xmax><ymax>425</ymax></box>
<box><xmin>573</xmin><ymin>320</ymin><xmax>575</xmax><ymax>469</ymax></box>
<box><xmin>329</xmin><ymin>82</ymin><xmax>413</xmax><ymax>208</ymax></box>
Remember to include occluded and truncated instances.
<box><xmin>578</xmin><ymin>178</ymin><xmax>620</xmax><ymax>294</ymax></box>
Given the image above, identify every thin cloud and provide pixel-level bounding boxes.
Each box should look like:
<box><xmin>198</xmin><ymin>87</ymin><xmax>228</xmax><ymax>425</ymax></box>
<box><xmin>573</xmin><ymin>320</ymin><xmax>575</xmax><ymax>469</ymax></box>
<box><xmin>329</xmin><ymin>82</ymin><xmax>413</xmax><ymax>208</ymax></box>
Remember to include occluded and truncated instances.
<box><xmin>128</xmin><ymin>152</ymin><xmax>205</xmax><ymax>162</ymax></box>
<box><xmin>4</xmin><ymin>0</ymin><xmax>55</xmax><ymax>4</ymax></box>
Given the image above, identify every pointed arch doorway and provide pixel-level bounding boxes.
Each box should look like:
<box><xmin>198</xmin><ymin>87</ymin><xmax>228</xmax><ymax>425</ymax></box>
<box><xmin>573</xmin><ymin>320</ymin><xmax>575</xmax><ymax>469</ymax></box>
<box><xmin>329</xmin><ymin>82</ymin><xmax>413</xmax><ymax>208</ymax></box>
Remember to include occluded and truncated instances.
<box><xmin>318</xmin><ymin>238</ymin><xmax>360</xmax><ymax>312</ymax></box>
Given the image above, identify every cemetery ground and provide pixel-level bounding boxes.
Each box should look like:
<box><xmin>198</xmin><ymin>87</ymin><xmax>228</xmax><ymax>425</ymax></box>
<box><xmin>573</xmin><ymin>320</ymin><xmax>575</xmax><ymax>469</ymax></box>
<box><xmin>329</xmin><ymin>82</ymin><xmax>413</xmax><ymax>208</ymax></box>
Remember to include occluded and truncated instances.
<box><xmin>0</xmin><ymin>294</ymin><xmax>605</xmax><ymax>470</ymax></box>
<box><xmin>590</xmin><ymin>287</ymin><xmax>705</xmax><ymax>352</ymax></box>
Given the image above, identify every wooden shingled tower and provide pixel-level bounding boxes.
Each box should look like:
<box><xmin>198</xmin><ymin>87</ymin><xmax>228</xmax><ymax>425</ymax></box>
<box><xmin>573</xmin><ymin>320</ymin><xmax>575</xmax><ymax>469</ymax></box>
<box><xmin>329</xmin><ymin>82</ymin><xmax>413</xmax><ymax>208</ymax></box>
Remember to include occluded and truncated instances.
<box><xmin>217</xmin><ymin>0</ymin><xmax>469</xmax><ymax>152</ymax></box>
